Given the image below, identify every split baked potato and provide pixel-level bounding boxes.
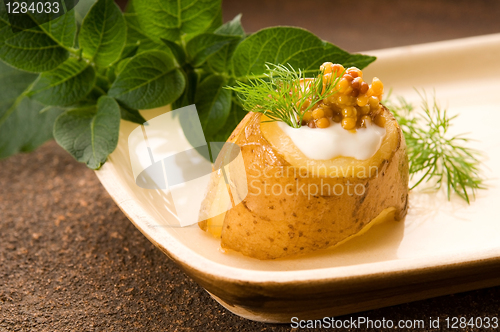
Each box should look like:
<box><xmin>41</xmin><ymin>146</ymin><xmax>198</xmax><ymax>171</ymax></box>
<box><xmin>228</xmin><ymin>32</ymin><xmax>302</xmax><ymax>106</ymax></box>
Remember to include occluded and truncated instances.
<box><xmin>199</xmin><ymin>63</ymin><xmax>409</xmax><ymax>260</ymax></box>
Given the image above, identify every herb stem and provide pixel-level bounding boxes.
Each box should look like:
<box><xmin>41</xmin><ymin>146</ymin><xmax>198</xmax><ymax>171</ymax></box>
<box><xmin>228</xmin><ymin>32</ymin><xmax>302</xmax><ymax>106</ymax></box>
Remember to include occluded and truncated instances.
<box><xmin>0</xmin><ymin>78</ymin><xmax>38</xmax><ymax>127</ymax></box>
<box><xmin>228</xmin><ymin>63</ymin><xmax>339</xmax><ymax>128</ymax></box>
<box><xmin>385</xmin><ymin>92</ymin><xmax>485</xmax><ymax>203</ymax></box>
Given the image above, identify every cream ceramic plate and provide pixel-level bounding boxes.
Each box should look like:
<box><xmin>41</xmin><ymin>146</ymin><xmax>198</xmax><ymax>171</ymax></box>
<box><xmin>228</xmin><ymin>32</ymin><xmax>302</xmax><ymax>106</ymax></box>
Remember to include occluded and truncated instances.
<box><xmin>95</xmin><ymin>34</ymin><xmax>500</xmax><ymax>323</ymax></box>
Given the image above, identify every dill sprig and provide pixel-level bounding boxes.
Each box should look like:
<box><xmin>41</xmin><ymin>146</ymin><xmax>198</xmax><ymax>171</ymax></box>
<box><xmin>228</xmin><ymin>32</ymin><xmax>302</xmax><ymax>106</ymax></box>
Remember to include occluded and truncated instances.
<box><xmin>385</xmin><ymin>92</ymin><xmax>485</xmax><ymax>203</ymax></box>
<box><xmin>229</xmin><ymin>62</ymin><xmax>485</xmax><ymax>203</ymax></box>
<box><xmin>228</xmin><ymin>63</ymin><xmax>340</xmax><ymax>128</ymax></box>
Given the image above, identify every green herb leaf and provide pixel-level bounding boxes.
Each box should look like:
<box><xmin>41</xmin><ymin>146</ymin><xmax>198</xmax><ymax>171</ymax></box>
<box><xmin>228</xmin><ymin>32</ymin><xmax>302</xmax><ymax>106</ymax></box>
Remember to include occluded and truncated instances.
<box><xmin>53</xmin><ymin>96</ymin><xmax>121</xmax><ymax>170</ymax></box>
<box><xmin>30</xmin><ymin>58</ymin><xmax>96</xmax><ymax>106</ymax></box>
<box><xmin>119</xmin><ymin>104</ymin><xmax>146</xmax><ymax>124</ymax></box>
<box><xmin>0</xmin><ymin>99</ymin><xmax>63</xmax><ymax>158</ymax></box>
<box><xmin>0</xmin><ymin>61</ymin><xmax>62</xmax><ymax>158</ymax></box>
<box><xmin>124</xmin><ymin>3</ymin><xmax>166</xmax><ymax>54</ymax></box>
<box><xmin>95</xmin><ymin>72</ymin><xmax>110</xmax><ymax>92</ymax></box>
<box><xmin>0</xmin><ymin>0</ymin><xmax>383</xmax><ymax>172</ymax></box>
<box><xmin>205</xmin><ymin>4</ymin><xmax>223</xmax><ymax>35</ymax></box>
<box><xmin>209</xmin><ymin>102</ymin><xmax>247</xmax><ymax>142</ymax></box>
<box><xmin>132</xmin><ymin>0</ymin><xmax>222</xmax><ymax>42</ymax></box>
<box><xmin>230</xmin><ymin>27</ymin><xmax>374</xmax><ymax>79</ymax></box>
<box><xmin>160</xmin><ymin>38</ymin><xmax>187</xmax><ymax>66</ymax></box>
<box><xmin>172</xmin><ymin>68</ymin><xmax>199</xmax><ymax>110</ymax></box>
<box><xmin>121</xmin><ymin>41</ymin><xmax>140</xmax><ymax>60</ymax></box>
<box><xmin>215</xmin><ymin>14</ymin><xmax>245</xmax><ymax>37</ymax></box>
<box><xmin>108</xmin><ymin>50</ymin><xmax>186</xmax><ymax>110</ymax></box>
<box><xmin>114</xmin><ymin>58</ymin><xmax>131</xmax><ymax>76</ymax></box>
<box><xmin>186</xmin><ymin>33</ymin><xmax>239</xmax><ymax>67</ymax></box>
<box><xmin>0</xmin><ymin>60</ymin><xmax>37</xmax><ymax>104</ymax></box>
<box><xmin>323</xmin><ymin>42</ymin><xmax>375</xmax><ymax>70</ymax></box>
<box><xmin>75</xmin><ymin>0</ymin><xmax>97</xmax><ymax>25</ymax></box>
<box><xmin>124</xmin><ymin>17</ymin><xmax>160</xmax><ymax>53</ymax></box>
<box><xmin>0</xmin><ymin>4</ymin><xmax>75</xmax><ymax>72</ymax></box>
<box><xmin>206</xmin><ymin>14</ymin><xmax>245</xmax><ymax>73</ymax></box>
<box><xmin>105</xmin><ymin>66</ymin><xmax>116</xmax><ymax>83</ymax></box>
<box><xmin>42</xmin><ymin>8</ymin><xmax>77</xmax><ymax>48</ymax></box>
<box><xmin>195</xmin><ymin>75</ymin><xmax>231</xmax><ymax>138</ymax></box>
<box><xmin>79</xmin><ymin>0</ymin><xmax>126</xmax><ymax>68</ymax></box>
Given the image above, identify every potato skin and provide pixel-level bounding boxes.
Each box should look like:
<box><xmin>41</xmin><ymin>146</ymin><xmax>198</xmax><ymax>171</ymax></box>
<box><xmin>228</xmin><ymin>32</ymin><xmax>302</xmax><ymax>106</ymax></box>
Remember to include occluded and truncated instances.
<box><xmin>208</xmin><ymin>108</ymin><xmax>409</xmax><ymax>260</ymax></box>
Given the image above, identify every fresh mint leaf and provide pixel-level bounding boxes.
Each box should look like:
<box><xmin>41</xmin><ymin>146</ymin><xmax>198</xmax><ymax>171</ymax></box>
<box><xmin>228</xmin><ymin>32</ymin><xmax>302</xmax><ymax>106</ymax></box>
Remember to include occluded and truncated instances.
<box><xmin>108</xmin><ymin>51</ymin><xmax>185</xmax><ymax>109</ymax></box>
<box><xmin>0</xmin><ymin>59</ymin><xmax>37</xmax><ymax>103</ymax></box>
<box><xmin>323</xmin><ymin>42</ymin><xmax>375</xmax><ymax>69</ymax></box>
<box><xmin>205</xmin><ymin>4</ymin><xmax>222</xmax><ymax>35</ymax></box>
<box><xmin>0</xmin><ymin>3</ymin><xmax>74</xmax><ymax>72</ymax></box>
<box><xmin>0</xmin><ymin>0</ymin><xmax>380</xmax><ymax>172</ymax></box>
<box><xmin>75</xmin><ymin>0</ymin><xmax>97</xmax><ymax>25</ymax></box>
<box><xmin>41</xmin><ymin>8</ymin><xmax>77</xmax><ymax>48</ymax></box>
<box><xmin>79</xmin><ymin>0</ymin><xmax>126</xmax><ymax>68</ymax></box>
<box><xmin>209</xmin><ymin>102</ymin><xmax>247</xmax><ymax>142</ymax></box>
<box><xmin>124</xmin><ymin>12</ymin><xmax>165</xmax><ymax>54</ymax></box>
<box><xmin>0</xmin><ymin>61</ymin><xmax>62</xmax><ymax>158</ymax></box>
<box><xmin>0</xmin><ymin>98</ymin><xmax>63</xmax><ymax>158</ymax></box>
<box><xmin>132</xmin><ymin>0</ymin><xmax>222</xmax><ymax>42</ymax></box>
<box><xmin>231</xmin><ymin>27</ymin><xmax>320</xmax><ymax>78</ymax></box>
<box><xmin>53</xmin><ymin>96</ymin><xmax>121</xmax><ymax>169</ymax></box>
<box><xmin>121</xmin><ymin>41</ymin><xmax>139</xmax><ymax>60</ymax></box>
<box><xmin>30</xmin><ymin>58</ymin><xmax>96</xmax><ymax>106</ymax></box>
<box><xmin>195</xmin><ymin>75</ymin><xmax>231</xmax><ymax>138</ymax></box>
<box><xmin>160</xmin><ymin>38</ymin><xmax>186</xmax><ymax>66</ymax></box>
<box><xmin>109</xmin><ymin>50</ymin><xmax>186</xmax><ymax>110</ymax></box>
<box><xmin>214</xmin><ymin>14</ymin><xmax>245</xmax><ymax>36</ymax></box>
<box><xmin>186</xmin><ymin>33</ymin><xmax>239</xmax><ymax>67</ymax></box>
<box><xmin>231</xmin><ymin>27</ymin><xmax>375</xmax><ymax>79</ymax></box>
<box><xmin>119</xmin><ymin>103</ymin><xmax>146</xmax><ymax>124</ymax></box>
<box><xmin>106</xmin><ymin>66</ymin><xmax>116</xmax><ymax>83</ymax></box>
<box><xmin>114</xmin><ymin>58</ymin><xmax>131</xmax><ymax>76</ymax></box>
<box><xmin>124</xmin><ymin>2</ymin><xmax>174</xmax><ymax>55</ymax></box>
<box><xmin>172</xmin><ymin>69</ymin><xmax>198</xmax><ymax>110</ymax></box>
<box><xmin>206</xmin><ymin>14</ymin><xmax>245</xmax><ymax>74</ymax></box>
<box><xmin>73</xmin><ymin>89</ymin><xmax>102</xmax><ymax>108</ymax></box>
<box><xmin>95</xmin><ymin>72</ymin><xmax>111</xmax><ymax>92</ymax></box>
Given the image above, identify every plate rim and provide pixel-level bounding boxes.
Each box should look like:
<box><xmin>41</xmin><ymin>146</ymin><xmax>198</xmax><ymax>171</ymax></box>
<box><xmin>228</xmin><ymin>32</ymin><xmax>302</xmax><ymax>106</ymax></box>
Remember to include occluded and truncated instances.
<box><xmin>95</xmin><ymin>32</ymin><xmax>500</xmax><ymax>285</ymax></box>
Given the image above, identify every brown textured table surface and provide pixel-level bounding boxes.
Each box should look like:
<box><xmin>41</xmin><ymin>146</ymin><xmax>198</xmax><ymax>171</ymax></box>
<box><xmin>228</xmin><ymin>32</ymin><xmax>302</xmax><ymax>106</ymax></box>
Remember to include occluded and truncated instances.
<box><xmin>1</xmin><ymin>1</ymin><xmax>500</xmax><ymax>331</ymax></box>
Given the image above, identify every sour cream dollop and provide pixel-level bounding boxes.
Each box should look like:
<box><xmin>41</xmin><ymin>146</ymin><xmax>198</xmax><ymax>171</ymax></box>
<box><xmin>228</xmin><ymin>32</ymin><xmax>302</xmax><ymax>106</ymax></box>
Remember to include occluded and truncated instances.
<box><xmin>277</xmin><ymin>121</ymin><xmax>386</xmax><ymax>160</ymax></box>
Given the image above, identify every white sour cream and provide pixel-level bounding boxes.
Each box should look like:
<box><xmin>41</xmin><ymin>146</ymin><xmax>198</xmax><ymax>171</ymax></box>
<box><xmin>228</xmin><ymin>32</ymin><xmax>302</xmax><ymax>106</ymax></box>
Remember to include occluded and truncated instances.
<box><xmin>277</xmin><ymin>120</ymin><xmax>386</xmax><ymax>160</ymax></box>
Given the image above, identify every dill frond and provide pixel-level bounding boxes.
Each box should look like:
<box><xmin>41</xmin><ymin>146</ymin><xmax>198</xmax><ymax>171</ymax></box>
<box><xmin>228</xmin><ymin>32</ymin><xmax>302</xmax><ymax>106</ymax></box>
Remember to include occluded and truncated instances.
<box><xmin>385</xmin><ymin>92</ymin><xmax>485</xmax><ymax>203</ymax></box>
<box><xmin>227</xmin><ymin>63</ymin><xmax>340</xmax><ymax>128</ymax></box>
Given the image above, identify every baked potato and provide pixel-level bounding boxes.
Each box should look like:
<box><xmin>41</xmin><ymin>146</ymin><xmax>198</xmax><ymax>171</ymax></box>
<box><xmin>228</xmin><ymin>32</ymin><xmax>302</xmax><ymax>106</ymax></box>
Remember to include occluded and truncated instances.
<box><xmin>199</xmin><ymin>63</ymin><xmax>409</xmax><ymax>260</ymax></box>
